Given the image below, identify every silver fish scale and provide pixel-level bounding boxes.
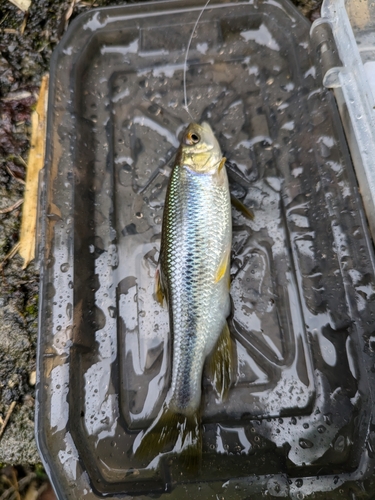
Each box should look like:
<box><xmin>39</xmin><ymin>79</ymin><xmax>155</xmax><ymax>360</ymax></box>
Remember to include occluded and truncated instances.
<box><xmin>160</xmin><ymin>164</ymin><xmax>232</xmax><ymax>415</ymax></box>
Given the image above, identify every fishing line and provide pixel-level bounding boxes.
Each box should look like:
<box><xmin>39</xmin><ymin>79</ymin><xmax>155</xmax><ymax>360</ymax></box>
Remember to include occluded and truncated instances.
<box><xmin>183</xmin><ymin>0</ymin><xmax>212</xmax><ymax>121</ymax></box>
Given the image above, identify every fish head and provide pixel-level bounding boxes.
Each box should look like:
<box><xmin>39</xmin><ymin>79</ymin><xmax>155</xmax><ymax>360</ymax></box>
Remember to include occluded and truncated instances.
<box><xmin>179</xmin><ymin>122</ymin><xmax>222</xmax><ymax>173</ymax></box>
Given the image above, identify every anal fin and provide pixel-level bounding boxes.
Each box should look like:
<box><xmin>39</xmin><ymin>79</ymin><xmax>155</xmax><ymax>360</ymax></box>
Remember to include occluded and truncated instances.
<box><xmin>209</xmin><ymin>321</ymin><xmax>234</xmax><ymax>400</ymax></box>
<box><xmin>155</xmin><ymin>267</ymin><xmax>166</xmax><ymax>307</ymax></box>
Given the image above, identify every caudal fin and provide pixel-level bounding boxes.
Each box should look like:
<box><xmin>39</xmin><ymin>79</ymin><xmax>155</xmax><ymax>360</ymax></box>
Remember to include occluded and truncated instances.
<box><xmin>134</xmin><ymin>405</ymin><xmax>202</xmax><ymax>469</ymax></box>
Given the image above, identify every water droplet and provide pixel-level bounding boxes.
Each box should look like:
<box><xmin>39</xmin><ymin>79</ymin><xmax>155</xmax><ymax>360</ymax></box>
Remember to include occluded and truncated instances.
<box><xmin>119</xmin><ymin>163</ymin><xmax>133</xmax><ymax>186</ymax></box>
<box><xmin>333</xmin><ymin>435</ymin><xmax>345</xmax><ymax>453</ymax></box>
<box><xmin>295</xmin><ymin>478</ymin><xmax>303</xmax><ymax>488</ymax></box>
<box><xmin>65</xmin><ymin>303</ymin><xmax>72</xmax><ymax>320</ymax></box>
<box><xmin>299</xmin><ymin>438</ymin><xmax>313</xmax><ymax>449</ymax></box>
<box><xmin>108</xmin><ymin>306</ymin><xmax>116</xmax><ymax>318</ymax></box>
<box><xmin>60</xmin><ymin>262</ymin><xmax>69</xmax><ymax>272</ymax></box>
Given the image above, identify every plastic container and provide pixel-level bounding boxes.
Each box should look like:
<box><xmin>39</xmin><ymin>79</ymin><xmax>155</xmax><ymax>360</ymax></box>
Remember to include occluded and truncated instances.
<box><xmin>311</xmin><ymin>0</ymin><xmax>375</xmax><ymax>242</ymax></box>
<box><xmin>36</xmin><ymin>0</ymin><xmax>375</xmax><ymax>498</ymax></box>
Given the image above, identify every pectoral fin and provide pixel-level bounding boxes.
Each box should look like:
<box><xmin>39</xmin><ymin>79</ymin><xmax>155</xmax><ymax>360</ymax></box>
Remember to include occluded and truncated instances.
<box><xmin>215</xmin><ymin>246</ymin><xmax>230</xmax><ymax>284</ymax></box>
<box><xmin>209</xmin><ymin>322</ymin><xmax>234</xmax><ymax>400</ymax></box>
<box><xmin>218</xmin><ymin>157</ymin><xmax>226</xmax><ymax>172</ymax></box>
<box><xmin>231</xmin><ymin>194</ymin><xmax>254</xmax><ymax>220</ymax></box>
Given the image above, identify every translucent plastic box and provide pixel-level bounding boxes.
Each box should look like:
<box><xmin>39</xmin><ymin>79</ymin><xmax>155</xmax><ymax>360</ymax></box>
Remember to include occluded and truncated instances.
<box><xmin>311</xmin><ymin>0</ymin><xmax>375</xmax><ymax>241</ymax></box>
<box><xmin>36</xmin><ymin>0</ymin><xmax>375</xmax><ymax>498</ymax></box>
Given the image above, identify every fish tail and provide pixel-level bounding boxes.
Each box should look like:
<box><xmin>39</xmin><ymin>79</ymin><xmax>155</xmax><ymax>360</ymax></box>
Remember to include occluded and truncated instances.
<box><xmin>134</xmin><ymin>405</ymin><xmax>202</xmax><ymax>470</ymax></box>
<box><xmin>180</xmin><ymin>412</ymin><xmax>202</xmax><ymax>472</ymax></box>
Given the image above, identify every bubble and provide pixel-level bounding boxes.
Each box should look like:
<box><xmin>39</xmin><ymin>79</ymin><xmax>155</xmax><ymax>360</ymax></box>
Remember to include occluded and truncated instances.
<box><xmin>60</xmin><ymin>263</ymin><xmax>70</xmax><ymax>272</ymax></box>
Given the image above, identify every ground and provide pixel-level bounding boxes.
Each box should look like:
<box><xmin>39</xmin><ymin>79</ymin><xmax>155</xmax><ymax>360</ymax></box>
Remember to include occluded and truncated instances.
<box><xmin>0</xmin><ymin>0</ymin><xmax>321</xmax><ymax>497</ymax></box>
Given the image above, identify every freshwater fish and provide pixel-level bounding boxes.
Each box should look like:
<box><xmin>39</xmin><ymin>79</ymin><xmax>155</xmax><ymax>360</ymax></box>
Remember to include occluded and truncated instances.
<box><xmin>135</xmin><ymin>122</ymin><xmax>234</xmax><ymax>464</ymax></box>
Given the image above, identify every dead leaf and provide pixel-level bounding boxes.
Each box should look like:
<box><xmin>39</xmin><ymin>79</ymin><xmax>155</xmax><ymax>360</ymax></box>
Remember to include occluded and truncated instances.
<box><xmin>57</xmin><ymin>0</ymin><xmax>76</xmax><ymax>37</ymax></box>
<box><xmin>19</xmin><ymin>74</ymin><xmax>49</xmax><ymax>269</ymax></box>
<box><xmin>8</xmin><ymin>0</ymin><xmax>31</xmax><ymax>12</ymax></box>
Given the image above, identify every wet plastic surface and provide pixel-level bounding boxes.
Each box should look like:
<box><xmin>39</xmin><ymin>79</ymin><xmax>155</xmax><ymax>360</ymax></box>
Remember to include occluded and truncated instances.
<box><xmin>37</xmin><ymin>0</ymin><xmax>375</xmax><ymax>498</ymax></box>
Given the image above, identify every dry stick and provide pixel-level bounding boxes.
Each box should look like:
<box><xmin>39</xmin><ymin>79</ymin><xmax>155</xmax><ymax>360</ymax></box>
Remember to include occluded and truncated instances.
<box><xmin>5</xmin><ymin>166</ymin><xmax>26</xmax><ymax>185</ymax></box>
<box><xmin>0</xmin><ymin>242</ymin><xmax>21</xmax><ymax>271</ymax></box>
<box><xmin>19</xmin><ymin>12</ymin><xmax>28</xmax><ymax>35</ymax></box>
<box><xmin>0</xmin><ymin>401</ymin><xmax>17</xmax><ymax>441</ymax></box>
<box><xmin>0</xmin><ymin>199</ymin><xmax>23</xmax><ymax>214</ymax></box>
<box><xmin>0</xmin><ymin>474</ymin><xmax>38</xmax><ymax>500</ymax></box>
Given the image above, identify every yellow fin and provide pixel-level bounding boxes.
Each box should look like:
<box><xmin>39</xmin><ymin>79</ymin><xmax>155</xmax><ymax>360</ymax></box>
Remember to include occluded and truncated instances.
<box><xmin>209</xmin><ymin>322</ymin><xmax>234</xmax><ymax>400</ymax></box>
<box><xmin>215</xmin><ymin>246</ymin><xmax>230</xmax><ymax>284</ymax></box>
<box><xmin>134</xmin><ymin>406</ymin><xmax>202</xmax><ymax>471</ymax></box>
<box><xmin>218</xmin><ymin>157</ymin><xmax>226</xmax><ymax>172</ymax></box>
<box><xmin>231</xmin><ymin>194</ymin><xmax>254</xmax><ymax>220</ymax></box>
<box><xmin>155</xmin><ymin>267</ymin><xmax>165</xmax><ymax>306</ymax></box>
<box><xmin>134</xmin><ymin>405</ymin><xmax>180</xmax><ymax>459</ymax></box>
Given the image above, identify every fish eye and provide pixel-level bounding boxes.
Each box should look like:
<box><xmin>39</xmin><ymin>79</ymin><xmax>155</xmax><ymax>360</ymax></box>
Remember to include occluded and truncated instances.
<box><xmin>184</xmin><ymin>131</ymin><xmax>201</xmax><ymax>145</ymax></box>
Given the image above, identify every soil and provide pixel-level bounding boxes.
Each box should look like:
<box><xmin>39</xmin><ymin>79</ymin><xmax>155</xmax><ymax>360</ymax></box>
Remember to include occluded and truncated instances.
<box><xmin>0</xmin><ymin>0</ymin><xmax>321</xmax><ymax>496</ymax></box>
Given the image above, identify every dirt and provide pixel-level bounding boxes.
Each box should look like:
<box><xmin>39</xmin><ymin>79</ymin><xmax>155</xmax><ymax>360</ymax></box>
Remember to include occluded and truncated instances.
<box><xmin>0</xmin><ymin>0</ymin><xmax>321</xmax><ymax>495</ymax></box>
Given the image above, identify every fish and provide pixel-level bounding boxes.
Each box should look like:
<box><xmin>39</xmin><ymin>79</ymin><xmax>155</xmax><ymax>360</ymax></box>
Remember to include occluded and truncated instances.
<box><xmin>134</xmin><ymin>122</ymin><xmax>234</xmax><ymax>465</ymax></box>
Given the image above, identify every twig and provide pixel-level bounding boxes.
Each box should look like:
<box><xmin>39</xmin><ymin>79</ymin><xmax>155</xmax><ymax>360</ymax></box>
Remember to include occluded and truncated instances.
<box><xmin>5</xmin><ymin>165</ymin><xmax>26</xmax><ymax>184</ymax></box>
<box><xmin>0</xmin><ymin>242</ymin><xmax>21</xmax><ymax>271</ymax></box>
<box><xmin>0</xmin><ymin>199</ymin><xmax>23</xmax><ymax>214</ymax></box>
<box><xmin>1</xmin><ymin>91</ymin><xmax>32</xmax><ymax>102</ymax></box>
<box><xmin>36</xmin><ymin>483</ymin><xmax>48</xmax><ymax>497</ymax></box>
<box><xmin>0</xmin><ymin>13</ymin><xmax>9</xmax><ymax>26</ymax></box>
<box><xmin>19</xmin><ymin>12</ymin><xmax>28</xmax><ymax>35</ymax></box>
<box><xmin>0</xmin><ymin>401</ymin><xmax>17</xmax><ymax>441</ymax></box>
<box><xmin>15</xmin><ymin>155</ymin><xmax>27</xmax><ymax>168</ymax></box>
<box><xmin>1</xmin><ymin>473</ymin><xmax>38</xmax><ymax>500</ymax></box>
